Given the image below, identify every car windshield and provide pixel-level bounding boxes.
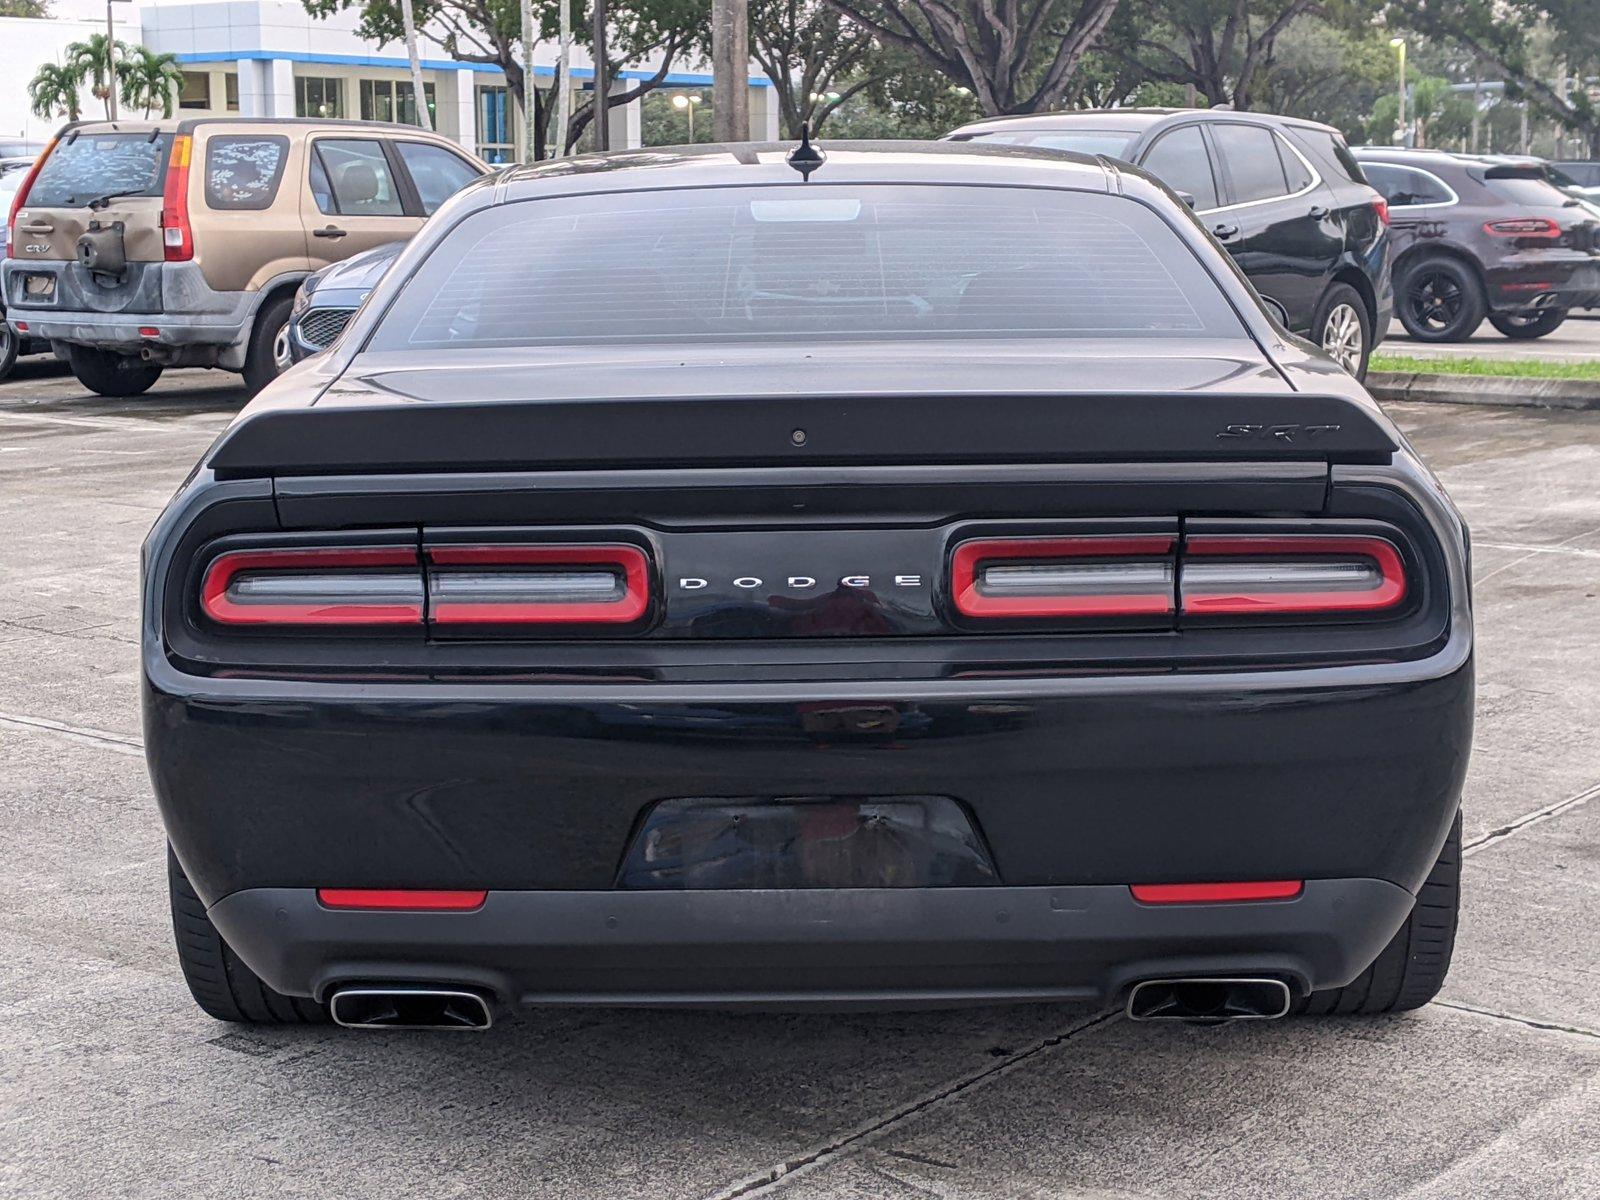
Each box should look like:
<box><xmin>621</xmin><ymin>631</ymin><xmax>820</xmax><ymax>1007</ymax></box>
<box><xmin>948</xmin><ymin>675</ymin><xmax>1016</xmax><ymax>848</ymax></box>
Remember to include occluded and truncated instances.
<box><xmin>964</xmin><ymin>130</ymin><xmax>1139</xmax><ymax>159</ymax></box>
<box><xmin>24</xmin><ymin>133</ymin><xmax>169</xmax><ymax>208</ymax></box>
<box><xmin>369</xmin><ymin>183</ymin><xmax>1243</xmax><ymax>352</ymax></box>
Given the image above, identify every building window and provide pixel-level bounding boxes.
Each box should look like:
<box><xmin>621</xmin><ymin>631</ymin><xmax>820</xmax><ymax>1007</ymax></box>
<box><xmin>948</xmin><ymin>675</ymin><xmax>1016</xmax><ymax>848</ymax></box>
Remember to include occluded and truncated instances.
<box><xmin>360</xmin><ymin>78</ymin><xmax>436</xmax><ymax>127</ymax></box>
<box><xmin>476</xmin><ymin>85</ymin><xmax>514</xmax><ymax>163</ymax></box>
<box><xmin>296</xmin><ymin>76</ymin><xmax>344</xmax><ymax>119</ymax></box>
<box><xmin>224</xmin><ymin>73</ymin><xmax>239</xmax><ymax>112</ymax></box>
<box><xmin>178</xmin><ymin>72</ymin><xmax>211</xmax><ymax>111</ymax></box>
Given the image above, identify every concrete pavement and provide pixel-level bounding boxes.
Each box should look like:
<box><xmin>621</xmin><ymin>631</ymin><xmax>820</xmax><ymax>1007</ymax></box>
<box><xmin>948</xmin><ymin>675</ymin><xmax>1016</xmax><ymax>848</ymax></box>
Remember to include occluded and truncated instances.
<box><xmin>1</xmin><ymin>365</ymin><xmax>1597</xmax><ymax>1199</ymax></box>
<box><xmin>1386</xmin><ymin>310</ymin><xmax>1600</xmax><ymax>362</ymax></box>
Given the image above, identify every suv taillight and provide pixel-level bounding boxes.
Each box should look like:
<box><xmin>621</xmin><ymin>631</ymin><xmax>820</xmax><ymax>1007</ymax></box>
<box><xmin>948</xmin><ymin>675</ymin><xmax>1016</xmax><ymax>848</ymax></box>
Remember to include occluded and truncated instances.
<box><xmin>1483</xmin><ymin>217</ymin><xmax>1560</xmax><ymax>238</ymax></box>
<box><xmin>1371</xmin><ymin>196</ymin><xmax>1389</xmax><ymax>227</ymax></box>
<box><xmin>6</xmin><ymin>136</ymin><xmax>56</xmax><ymax>259</ymax></box>
<box><xmin>161</xmin><ymin>134</ymin><xmax>194</xmax><ymax>262</ymax></box>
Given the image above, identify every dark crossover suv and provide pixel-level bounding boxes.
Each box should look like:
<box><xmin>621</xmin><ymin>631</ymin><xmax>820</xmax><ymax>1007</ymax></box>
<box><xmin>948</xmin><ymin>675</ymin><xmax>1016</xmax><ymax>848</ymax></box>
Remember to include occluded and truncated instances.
<box><xmin>145</xmin><ymin>143</ymin><xmax>1470</xmax><ymax>1031</ymax></box>
<box><xmin>947</xmin><ymin>109</ymin><xmax>1392</xmax><ymax>379</ymax></box>
<box><xmin>287</xmin><ymin>241</ymin><xmax>403</xmax><ymax>362</ymax></box>
<box><xmin>1354</xmin><ymin>148</ymin><xmax>1600</xmax><ymax>341</ymax></box>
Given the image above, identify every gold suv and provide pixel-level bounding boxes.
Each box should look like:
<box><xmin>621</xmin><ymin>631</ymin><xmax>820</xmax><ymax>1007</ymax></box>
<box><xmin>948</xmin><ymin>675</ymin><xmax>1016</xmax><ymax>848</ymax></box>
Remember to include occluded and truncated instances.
<box><xmin>3</xmin><ymin>118</ymin><xmax>485</xmax><ymax>396</ymax></box>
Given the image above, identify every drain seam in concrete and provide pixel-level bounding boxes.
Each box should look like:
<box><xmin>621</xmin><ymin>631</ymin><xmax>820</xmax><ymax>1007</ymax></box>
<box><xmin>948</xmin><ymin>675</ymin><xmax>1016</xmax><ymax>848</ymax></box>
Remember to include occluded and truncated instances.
<box><xmin>1436</xmin><ymin>1000</ymin><xmax>1600</xmax><ymax>1042</ymax></box>
<box><xmin>0</xmin><ymin>712</ymin><xmax>144</xmax><ymax>756</ymax></box>
<box><xmin>1464</xmin><ymin>781</ymin><xmax>1600</xmax><ymax>857</ymax></box>
<box><xmin>1473</xmin><ymin>540</ymin><xmax>1600</xmax><ymax>560</ymax></box>
<box><xmin>699</xmin><ymin>1010</ymin><xmax>1120</xmax><ymax>1200</ymax></box>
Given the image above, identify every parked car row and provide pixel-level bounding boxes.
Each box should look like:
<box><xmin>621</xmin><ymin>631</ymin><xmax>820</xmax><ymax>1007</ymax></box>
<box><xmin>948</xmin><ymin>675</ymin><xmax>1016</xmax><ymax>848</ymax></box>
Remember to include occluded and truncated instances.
<box><xmin>5</xmin><ymin>111</ymin><xmax>1598</xmax><ymax>395</ymax></box>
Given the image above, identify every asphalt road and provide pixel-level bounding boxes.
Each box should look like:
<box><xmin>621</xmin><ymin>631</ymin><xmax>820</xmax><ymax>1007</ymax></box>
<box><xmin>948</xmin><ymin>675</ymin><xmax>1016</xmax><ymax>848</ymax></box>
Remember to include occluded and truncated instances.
<box><xmin>1387</xmin><ymin>309</ymin><xmax>1600</xmax><ymax>362</ymax></box>
<box><xmin>2</xmin><ymin>363</ymin><xmax>1598</xmax><ymax>1199</ymax></box>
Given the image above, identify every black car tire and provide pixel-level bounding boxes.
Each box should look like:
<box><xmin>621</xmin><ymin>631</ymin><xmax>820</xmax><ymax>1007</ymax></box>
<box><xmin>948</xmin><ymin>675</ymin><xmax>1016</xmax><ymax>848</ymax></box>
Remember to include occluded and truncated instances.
<box><xmin>1293</xmin><ymin>811</ymin><xmax>1460</xmax><ymax>1016</ymax></box>
<box><xmin>1398</xmin><ymin>257</ymin><xmax>1486</xmax><ymax>342</ymax></box>
<box><xmin>242</xmin><ymin>293</ymin><xmax>296</xmax><ymax>395</ymax></box>
<box><xmin>168</xmin><ymin>846</ymin><xmax>330</xmax><ymax>1024</ymax></box>
<box><xmin>1488</xmin><ymin>307</ymin><xmax>1568</xmax><ymax>339</ymax></box>
<box><xmin>1313</xmin><ymin>283</ymin><xmax>1372</xmax><ymax>379</ymax></box>
<box><xmin>0</xmin><ymin>317</ymin><xmax>18</xmax><ymax>382</ymax></box>
<box><xmin>67</xmin><ymin>345</ymin><xmax>163</xmax><ymax>397</ymax></box>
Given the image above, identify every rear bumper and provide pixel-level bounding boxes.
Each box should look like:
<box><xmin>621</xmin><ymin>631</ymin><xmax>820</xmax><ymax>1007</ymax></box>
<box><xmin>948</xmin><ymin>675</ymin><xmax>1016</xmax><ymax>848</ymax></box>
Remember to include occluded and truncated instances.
<box><xmin>209</xmin><ymin>877</ymin><xmax>1419</xmax><ymax>1007</ymax></box>
<box><xmin>1487</xmin><ymin>254</ymin><xmax>1600</xmax><ymax>310</ymax></box>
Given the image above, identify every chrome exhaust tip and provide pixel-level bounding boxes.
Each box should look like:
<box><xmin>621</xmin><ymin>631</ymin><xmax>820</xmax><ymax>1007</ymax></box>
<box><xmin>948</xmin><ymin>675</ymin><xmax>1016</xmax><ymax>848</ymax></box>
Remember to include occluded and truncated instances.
<box><xmin>329</xmin><ymin>986</ymin><xmax>494</xmax><ymax>1031</ymax></box>
<box><xmin>1126</xmin><ymin>977</ymin><xmax>1293</xmax><ymax>1023</ymax></box>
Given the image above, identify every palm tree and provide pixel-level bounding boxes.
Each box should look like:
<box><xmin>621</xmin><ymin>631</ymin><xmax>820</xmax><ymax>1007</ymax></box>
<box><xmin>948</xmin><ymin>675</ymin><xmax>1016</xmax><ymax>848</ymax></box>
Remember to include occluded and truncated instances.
<box><xmin>118</xmin><ymin>47</ymin><xmax>185</xmax><ymax>118</ymax></box>
<box><xmin>28</xmin><ymin>61</ymin><xmax>82</xmax><ymax>122</ymax></box>
<box><xmin>67</xmin><ymin>33</ymin><xmax>132</xmax><ymax>119</ymax></box>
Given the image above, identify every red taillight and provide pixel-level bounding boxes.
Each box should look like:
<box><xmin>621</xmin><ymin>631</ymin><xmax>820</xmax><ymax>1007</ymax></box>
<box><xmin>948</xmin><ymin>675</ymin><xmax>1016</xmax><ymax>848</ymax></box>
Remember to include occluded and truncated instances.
<box><xmin>7</xmin><ymin>136</ymin><xmax>57</xmax><ymax>259</ymax></box>
<box><xmin>1483</xmin><ymin>217</ymin><xmax>1560</xmax><ymax>238</ymax></box>
<box><xmin>950</xmin><ymin>535</ymin><xmax>1176</xmax><ymax>619</ymax></box>
<box><xmin>1180</xmin><ymin>535</ymin><xmax>1406</xmax><ymax>616</ymax></box>
<box><xmin>200</xmin><ymin>546</ymin><xmax>423</xmax><ymax>626</ymax></box>
<box><xmin>161</xmin><ymin>134</ymin><xmax>194</xmax><ymax>262</ymax></box>
<box><xmin>1131</xmin><ymin>880</ymin><xmax>1303</xmax><ymax>904</ymax></box>
<box><xmin>1371</xmin><ymin>196</ymin><xmax>1389</xmax><ymax>227</ymax></box>
<box><xmin>317</xmin><ymin>888</ymin><xmax>487</xmax><ymax>911</ymax></box>
<box><xmin>427</xmin><ymin>543</ymin><xmax>651</xmax><ymax>625</ymax></box>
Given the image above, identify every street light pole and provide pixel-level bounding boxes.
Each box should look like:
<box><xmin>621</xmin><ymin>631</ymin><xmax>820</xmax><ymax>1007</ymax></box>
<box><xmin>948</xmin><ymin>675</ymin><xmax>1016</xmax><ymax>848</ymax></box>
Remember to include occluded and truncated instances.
<box><xmin>711</xmin><ymin>0</ymin><xmax>749</xmax><ymax>143</ymax></box>
<box><xmin>1390</xmin><ymin>37</ymin><xmax>1407</xmax><ymax>148</ymax></box>
<box><xmin>554</xmin><ymin>0</ymin><xmax>572</xmax><ymax>158</ymax></box>
<box><xmin>592</xmin><ymin>0</ymin><xmax>609</xmax><ymax>151</ymax></box>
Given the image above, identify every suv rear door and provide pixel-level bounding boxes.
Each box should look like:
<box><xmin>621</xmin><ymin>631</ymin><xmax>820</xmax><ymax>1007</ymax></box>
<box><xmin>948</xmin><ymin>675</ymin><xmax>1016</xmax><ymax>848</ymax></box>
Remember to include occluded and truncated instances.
<box><xmin>191</xmin><ymin>126</ymin><xmax>310</xmax><ymax>293</ymax></box>
<box><xmin>301</xmin><ymin>136</ymin><xmax>419</xmax><ymax>269</ymax></box>
<box><xmin>1206</xmin><ymin>121</ymin><xmax>1340</xmax><ymax>331</ymax></box>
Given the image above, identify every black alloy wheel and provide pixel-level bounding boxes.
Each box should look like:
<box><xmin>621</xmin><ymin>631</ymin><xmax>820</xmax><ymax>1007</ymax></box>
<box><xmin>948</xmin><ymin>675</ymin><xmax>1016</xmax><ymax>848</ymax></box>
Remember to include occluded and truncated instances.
<box><xmin>1398</xmin><ymin>258</ymin><xmax>1486</xmax><ymax>342</ymax></box>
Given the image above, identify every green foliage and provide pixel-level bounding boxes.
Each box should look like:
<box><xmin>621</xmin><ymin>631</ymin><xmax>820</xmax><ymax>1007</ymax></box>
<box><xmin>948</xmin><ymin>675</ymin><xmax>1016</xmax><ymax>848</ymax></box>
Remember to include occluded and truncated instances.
<box><xmin>1370</xmin><ymin>353</ymin><xmax>1600</xmax><ymax>381</ymax></box>
<box><xmin>28</xmin><ymin>62</ymin><xmax>80</xmax><ymax>122</ymax></box>
<box><xmin>119</xmin><ymin>47</ymin><xmax>185</xmax><ymax>119</ymax></box>
<box><xmin>1</xmin><ymin>0</ymin><xmax>51</xmax><ymax>17</ymax></box>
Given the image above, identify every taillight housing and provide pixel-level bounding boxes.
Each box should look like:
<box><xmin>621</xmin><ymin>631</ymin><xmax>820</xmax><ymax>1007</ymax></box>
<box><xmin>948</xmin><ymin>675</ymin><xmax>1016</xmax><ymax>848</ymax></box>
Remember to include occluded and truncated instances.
<box><xmin>1371</xmin><ymin>196</ymin><xmax>1389</xmax><ymax>227</ymax></box>
<box><xmin>1483</xmin><ymin>217</ymin><xmax>1560</xmax><ymax>239</ymax></box>
<box><xmin>199</xmin><ymin>546</ymin><xmax>424</xmax><ymax>626</ymax></box>
<box><xmin>950</xmin><ymin>535</ymin><xmax>1176</xmax><ymax>620</ymax></box>
<box><xmin>161</xmin><ymin>134</ymin><xmax>194</xmax><ymax>262</ymax></box>
<box><xmin>427</xmin><ymin>543</ymin><xmax>651</xmax><ymax>625</ymax></box>
<box><xmin>1180</xmin><ymin>534</ymin><xmax>1406</xmax><ymax>616</ymax></box>
<box><xmin>6</xmin><ymin>136</ymin><xmax>56</xmax><ymax>259</ymax></box>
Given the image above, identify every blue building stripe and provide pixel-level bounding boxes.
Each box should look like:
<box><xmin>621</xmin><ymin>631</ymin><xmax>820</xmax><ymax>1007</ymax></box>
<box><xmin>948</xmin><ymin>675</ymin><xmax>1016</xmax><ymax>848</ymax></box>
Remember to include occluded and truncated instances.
<box><xmin>174</xmin><ymin>50</ymin><xmax>770</xmax><ymax>86</ymax></box>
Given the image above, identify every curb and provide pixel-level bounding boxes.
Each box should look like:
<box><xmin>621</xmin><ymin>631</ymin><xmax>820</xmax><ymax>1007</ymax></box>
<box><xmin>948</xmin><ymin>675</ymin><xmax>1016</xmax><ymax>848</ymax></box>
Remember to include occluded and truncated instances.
<box><xmin>1367</xmin><ymin>371</ymin><xmax>1600</xmax><ymax>411</ymax></box>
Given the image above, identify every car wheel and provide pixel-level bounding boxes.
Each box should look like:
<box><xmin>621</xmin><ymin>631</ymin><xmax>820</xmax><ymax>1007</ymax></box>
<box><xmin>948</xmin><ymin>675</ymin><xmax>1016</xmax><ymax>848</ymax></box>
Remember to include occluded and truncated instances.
<box><xmin>242</xmin><ymin>293</ymin><xmax>297</xmax><ymax>395</ymax></box>
<box><xmin>1487</xmin><ymin>307</ymin><xmax>1568</xmax><ymax>339</ymax></box>
<box><xmin>0</xmin><ymin>317</ymin><xmax>18</xmax><ymax>382</ymax></box>
<box><xmin>1314</xmin><ymin>284</ymin><xmax>1372</xmax><ymax>379</ymax></box>
<box><xmin>1293</xmin><ymin>811</ymin><xmax>1460</xmax><ymax>1015</ymax></box>
<box><xmin>168</xmin><ymin>846</ymin><xmax>330</xmax><ymax>1024</ymax></box>
<box><xmin>66</xmin><ymin>345</ymin><xmax>163</xmax><ymax>397</ymax></box>
<box><xmin>1397</xmin><ymin>258</ymin><xmax>1486</xmax><ymax>342</ymax></box>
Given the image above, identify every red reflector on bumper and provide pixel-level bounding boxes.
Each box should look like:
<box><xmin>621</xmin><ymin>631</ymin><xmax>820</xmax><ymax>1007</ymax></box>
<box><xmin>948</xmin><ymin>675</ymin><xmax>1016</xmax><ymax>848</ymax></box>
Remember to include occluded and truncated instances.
<box><xmin>1131</xmin><ymin>880</ymin><xmax>1304</xmax><ymax>904</ymax></box>
<box><xmin>317</xmin><ymin>888</ymin><xmax>488</xmax><ymax>911</ymax></box>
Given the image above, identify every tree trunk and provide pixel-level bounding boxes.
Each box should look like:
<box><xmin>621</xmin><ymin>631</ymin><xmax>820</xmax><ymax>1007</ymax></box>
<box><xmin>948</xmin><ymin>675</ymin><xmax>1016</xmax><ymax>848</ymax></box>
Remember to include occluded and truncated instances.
<box><xmin>400</xmin><ymin>0</ymin><xmax>432</xmax><ymax>130</ymax></box>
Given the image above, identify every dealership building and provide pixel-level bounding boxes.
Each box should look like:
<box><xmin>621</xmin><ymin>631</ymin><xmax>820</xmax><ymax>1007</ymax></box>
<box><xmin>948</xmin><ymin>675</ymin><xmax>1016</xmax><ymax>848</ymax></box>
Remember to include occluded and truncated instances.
<box><xmin>1</xmin><ymin>0</ymin><xmax>779</xmax><ymax>159</ymax></box>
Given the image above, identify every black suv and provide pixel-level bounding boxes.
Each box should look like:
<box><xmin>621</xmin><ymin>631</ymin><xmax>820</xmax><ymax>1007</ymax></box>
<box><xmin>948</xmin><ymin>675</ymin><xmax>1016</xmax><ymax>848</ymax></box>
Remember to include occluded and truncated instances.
<box><xmin>947</xmin><ymin>109</ymin><xmax>1392</xmax><ymax>378</ymax></box>
<box><xmin>1354</xmin><ymin>148</ymin><xmax>1600</xmax><ymax>341</ymax></box>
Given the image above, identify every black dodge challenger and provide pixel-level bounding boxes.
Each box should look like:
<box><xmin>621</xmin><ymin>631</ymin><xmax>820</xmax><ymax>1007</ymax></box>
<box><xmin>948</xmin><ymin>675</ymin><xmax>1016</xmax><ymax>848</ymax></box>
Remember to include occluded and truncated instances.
<box><xmin>145</xmin><ymin>141</ymin><xmax>1472</xmax><ymax>1030</ymax></box>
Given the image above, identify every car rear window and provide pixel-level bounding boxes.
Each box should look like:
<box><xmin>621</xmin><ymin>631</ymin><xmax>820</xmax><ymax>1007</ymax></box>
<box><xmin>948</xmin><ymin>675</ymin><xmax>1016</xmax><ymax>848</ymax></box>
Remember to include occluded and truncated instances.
<box><xmin>24</xmin><ymin>132</ymin><xmax>168</xmax><ymax>208</ymax></box>
<box><xmin>205</xmin><ymin>135</ymin><xmax>289</xmax><ymax>210</ymax></box>
<box><xmin>1483</xmin><ymin>173</ymin><xmax>1573</xmax><ymax>208</ymax></box>
<box><xmin>964</xmin><ymin>130</ymin><xmax>1139</xmax><ymax>159</ymax></box>
<box><xmin>368</xmin><ymin>184</ymin><xmax>1245</xmax><ymax>352</ymax></box>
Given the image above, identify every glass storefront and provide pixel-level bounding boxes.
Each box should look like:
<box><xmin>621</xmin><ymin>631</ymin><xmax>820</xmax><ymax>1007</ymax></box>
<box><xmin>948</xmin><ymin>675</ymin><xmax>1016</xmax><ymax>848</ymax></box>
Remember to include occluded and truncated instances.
<box><xmin>476</xmin><ymin>85</ymin><xmax>514</xmax><ymax>163</ymax></box>
<box><xmin>360</xmin><ymin>78</ymin><xmax>437</xmax><ymax>127</ymax></box>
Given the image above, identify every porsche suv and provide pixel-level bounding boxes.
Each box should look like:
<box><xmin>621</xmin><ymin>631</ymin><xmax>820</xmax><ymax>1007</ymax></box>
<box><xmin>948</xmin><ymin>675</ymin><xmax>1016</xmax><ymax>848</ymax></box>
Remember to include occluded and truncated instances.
<box><xmin>145</xmin><ymin>143</ymin><xmax>1470</xmax><ymax>1031</ymax></box>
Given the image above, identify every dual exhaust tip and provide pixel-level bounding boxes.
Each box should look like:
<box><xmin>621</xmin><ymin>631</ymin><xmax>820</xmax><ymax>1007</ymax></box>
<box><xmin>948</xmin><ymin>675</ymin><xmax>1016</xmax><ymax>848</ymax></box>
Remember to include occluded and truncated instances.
<box><xmin>329</xmin><ymin>986</ymin><xmax>494</xmax><ymax>1031</ymax></box>
<box><xmin>327</xmin><ymin>977</ymin><xmax>1290</xmax><ymax>1030</ymax></box>
<box><xmin>1125</xmin><ymin>977</ymin><xmax>1293</xmax><ymax>1022</ymax></box>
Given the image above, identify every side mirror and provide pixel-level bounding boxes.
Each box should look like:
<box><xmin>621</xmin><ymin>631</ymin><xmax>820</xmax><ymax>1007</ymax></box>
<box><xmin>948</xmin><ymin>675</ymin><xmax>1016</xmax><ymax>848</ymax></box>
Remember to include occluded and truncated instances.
<box><xmin>1176</xmin><ymin>191</ymin><xmax>1197</xmax><ymax>209</ymax></box>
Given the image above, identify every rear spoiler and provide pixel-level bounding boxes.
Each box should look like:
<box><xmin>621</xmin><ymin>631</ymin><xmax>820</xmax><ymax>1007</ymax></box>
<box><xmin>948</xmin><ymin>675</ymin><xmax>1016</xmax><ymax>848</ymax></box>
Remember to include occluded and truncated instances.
<box><xmin>206</xmin><ymin>391</ymin><xmax>1400</xmax><ymax>478</ymax></box>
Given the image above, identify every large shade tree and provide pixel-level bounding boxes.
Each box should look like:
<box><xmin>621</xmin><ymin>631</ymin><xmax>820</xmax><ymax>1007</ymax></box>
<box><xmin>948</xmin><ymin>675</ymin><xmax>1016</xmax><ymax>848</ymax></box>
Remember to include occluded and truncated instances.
<box><xmin>822</xmin><ymin>0</ymin><xmax>1125</xmax><ymax>116</ymax></box>
<box><xmin>749</xmin><ymin>0</ymin><xmax>881</xmax><ymax>136</ymax></box>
